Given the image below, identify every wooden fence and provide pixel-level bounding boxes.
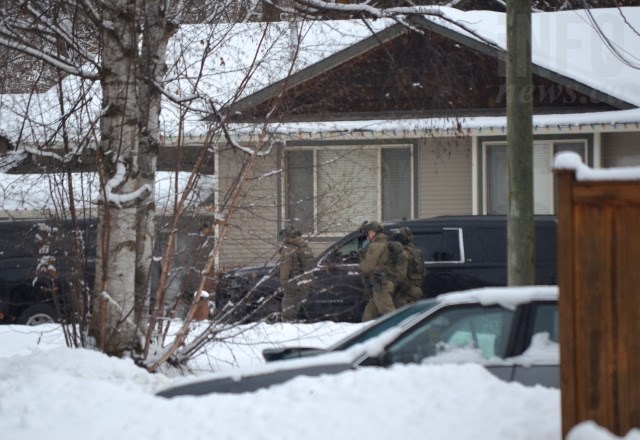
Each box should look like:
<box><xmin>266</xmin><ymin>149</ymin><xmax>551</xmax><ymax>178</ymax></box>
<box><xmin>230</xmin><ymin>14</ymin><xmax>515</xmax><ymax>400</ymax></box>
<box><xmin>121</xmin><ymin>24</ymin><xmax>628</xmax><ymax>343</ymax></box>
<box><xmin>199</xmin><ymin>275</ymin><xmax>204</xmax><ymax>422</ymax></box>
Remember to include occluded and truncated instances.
<box><xmin>555</xmin><ymin>152</ymin><xmax>640</xmax><ymax>438</ymax></box>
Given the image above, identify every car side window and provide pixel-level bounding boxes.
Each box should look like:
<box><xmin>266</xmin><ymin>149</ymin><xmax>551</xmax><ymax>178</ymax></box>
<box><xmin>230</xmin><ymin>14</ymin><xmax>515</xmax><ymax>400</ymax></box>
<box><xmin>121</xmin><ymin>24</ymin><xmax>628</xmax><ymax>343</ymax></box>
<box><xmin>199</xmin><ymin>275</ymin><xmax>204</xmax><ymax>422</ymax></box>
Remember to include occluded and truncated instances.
<box><xmin>531</xmin><ymin>303</ymin><xmax>559</xmax><ymax>343</ymax></box>
<box><xmin>324</xmin><ymin>235</ymin><xmax>366</xmax><ymax>264</ymax></box>
<box><xmin>384</xmin><ymin>305</ymin><xmax>515</xmax><ymax>365</ymax></box>
<box><xmin>414</xmin><ymin>228</ymin><xmax>462</xmax><ymax>263</ymax></box>
<box><xmin>509</xmin><ymin>302</ymin><xmax>559</xmax><ymax>367</ymax></box>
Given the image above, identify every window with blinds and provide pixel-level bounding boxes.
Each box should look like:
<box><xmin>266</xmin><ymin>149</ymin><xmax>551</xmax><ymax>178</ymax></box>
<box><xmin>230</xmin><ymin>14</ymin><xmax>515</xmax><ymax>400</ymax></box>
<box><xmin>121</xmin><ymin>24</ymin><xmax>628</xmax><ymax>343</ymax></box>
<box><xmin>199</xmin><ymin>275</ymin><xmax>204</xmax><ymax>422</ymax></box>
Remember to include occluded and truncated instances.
<box><xmin>382</xmin><ymin>148</ymin><xmax>412</xmax><ymax>221</ymax></box>
<box><xmin>483</xmin><ymin>140</ymin><xmax>587</xmax><ymax>215</ymax></box>
<box><xmin>285</xmin><ymin>145</ymin><xmax>413</xmax><ymax>234</ymax></box>
<box><xmin>285</xmin><ymin>150</ymin><xmax>314</xmax><ymax>232</ymax></box>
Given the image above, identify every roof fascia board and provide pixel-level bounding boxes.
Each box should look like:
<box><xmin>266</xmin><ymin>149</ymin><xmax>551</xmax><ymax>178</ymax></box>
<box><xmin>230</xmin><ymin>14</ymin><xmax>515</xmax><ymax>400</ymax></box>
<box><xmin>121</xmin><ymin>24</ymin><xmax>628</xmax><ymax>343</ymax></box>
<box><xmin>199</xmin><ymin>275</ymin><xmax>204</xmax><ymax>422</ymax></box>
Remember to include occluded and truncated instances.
<box><xmin>406</xmin><ymin>14</ymin><xmax>635</xmax><ymax>110</ymax></box>
<box><xmin>226</xmin><ymin>22</ymin><xmax>407</xmax><ymax>116</ymax></box>
<box><xmin>265</xmin><ymin>121</ymin><xmax>640</xmax><ymax>141</ymax></box>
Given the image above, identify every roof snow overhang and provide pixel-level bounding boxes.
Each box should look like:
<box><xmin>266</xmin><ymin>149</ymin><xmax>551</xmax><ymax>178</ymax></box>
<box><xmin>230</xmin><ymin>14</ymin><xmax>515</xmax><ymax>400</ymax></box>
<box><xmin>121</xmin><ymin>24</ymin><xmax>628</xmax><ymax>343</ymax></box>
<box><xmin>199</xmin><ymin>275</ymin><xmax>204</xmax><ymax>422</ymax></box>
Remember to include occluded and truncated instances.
<box><xmin>221</xmin><ymin>12</ymin><xmax>635</xmax><ymax>124</ymax></box>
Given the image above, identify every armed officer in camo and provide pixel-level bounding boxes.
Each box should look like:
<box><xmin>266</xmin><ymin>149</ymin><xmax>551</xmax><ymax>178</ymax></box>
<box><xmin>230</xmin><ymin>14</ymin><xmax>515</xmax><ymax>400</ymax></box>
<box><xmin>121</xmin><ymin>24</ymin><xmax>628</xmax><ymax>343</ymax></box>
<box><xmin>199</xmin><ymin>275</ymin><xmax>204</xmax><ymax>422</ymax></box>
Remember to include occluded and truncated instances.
<box><xmin>360</xmin><ymin>221</ymin><xmax>396</xmax><ymax>322</ymax></box>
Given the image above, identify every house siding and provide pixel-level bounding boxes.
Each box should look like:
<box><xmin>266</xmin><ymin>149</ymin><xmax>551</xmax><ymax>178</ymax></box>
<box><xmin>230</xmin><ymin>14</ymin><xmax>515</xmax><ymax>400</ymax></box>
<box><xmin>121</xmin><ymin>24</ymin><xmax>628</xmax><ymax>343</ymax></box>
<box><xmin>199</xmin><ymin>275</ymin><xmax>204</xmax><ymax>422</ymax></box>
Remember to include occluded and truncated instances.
<box><xmin>602</xmin><ymin>132</ymin><xmax>640</xmax><ymax>167</ymax></box>
<box><xmin>418</xmin><ymin>136</ymin><xmax>473</xmax><ymax>218</ymax></box>
<box><xmin>216</xmin><ymin>146</ymin><xmax>280</xmax><ymax>270</ymax></box>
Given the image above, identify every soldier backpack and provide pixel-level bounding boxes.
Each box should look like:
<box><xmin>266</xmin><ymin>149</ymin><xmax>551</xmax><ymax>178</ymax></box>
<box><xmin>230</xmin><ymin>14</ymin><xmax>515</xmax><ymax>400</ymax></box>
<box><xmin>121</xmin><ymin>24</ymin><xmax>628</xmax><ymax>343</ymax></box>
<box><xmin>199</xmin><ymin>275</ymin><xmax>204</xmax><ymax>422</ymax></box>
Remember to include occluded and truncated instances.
<box><xmin>297</xmin><ymin>245</ymin><xmax>315</xmax><ymax>273</ymax></box>
<box><xmin>406</xmin><ymin>244</ymin><xmax>425</xmax><ymax>282</ymax></box>
<box><xmin>387</xmin><ymin>240</ymin><xmax>408</xmax><ymax>282</ymax></box>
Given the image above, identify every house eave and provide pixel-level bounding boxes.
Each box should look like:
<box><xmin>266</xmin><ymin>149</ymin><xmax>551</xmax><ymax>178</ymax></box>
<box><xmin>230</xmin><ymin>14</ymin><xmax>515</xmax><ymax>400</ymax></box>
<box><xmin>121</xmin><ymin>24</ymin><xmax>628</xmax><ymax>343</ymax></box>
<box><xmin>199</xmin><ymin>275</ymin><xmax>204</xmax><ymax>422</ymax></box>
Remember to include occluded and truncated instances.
<box><xmin>228</xmin><ymin>106</ymin><xmax>618</xmax><ymax>124</ymax></box>
<box><xmin>220</xmin><ymin>108</ymin><xmax>640</xmax><ymax>143</ymax></box>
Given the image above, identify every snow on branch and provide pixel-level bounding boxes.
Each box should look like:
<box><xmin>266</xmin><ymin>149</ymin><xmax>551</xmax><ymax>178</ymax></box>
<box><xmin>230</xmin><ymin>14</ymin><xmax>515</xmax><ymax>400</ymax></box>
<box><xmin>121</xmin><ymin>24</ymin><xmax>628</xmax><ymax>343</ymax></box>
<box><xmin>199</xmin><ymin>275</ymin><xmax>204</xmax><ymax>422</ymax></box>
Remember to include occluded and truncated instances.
<box><xmin>21</xmin><ymin>2</ymin><xmax>98</xmax><ymax>66</ymax></box>
<box><xmin>102</xmin><ymin>161</ymin><xmax>152</xmax><ymax>208</ymax></box>
<box><xmin>154</xmin><ymin>80</ymin><xmax>202</xmax><ymax>106</ymax></box>
<box><xmin>293</xmin><ymin>0</ymin><xmax>446</xmax><ymax>18</ymax></box>
<box><xmin>290</xmin><ymin>1</ymin><xmax>501</xmax><ymax>48</ymax></box>
<box><xmin>208</xmin><ymin>100</ymin><xmax>274</xmax><ymax>157</ymax></box>
<box><xmin>78</xmin><ymin>0</ymin><xmax>104</xmax><ymax>24</ymax></box>
<box><xmin>0</xmin><ymin>36</ymin><xmax>98</xmax><ymax>79</ymax></box>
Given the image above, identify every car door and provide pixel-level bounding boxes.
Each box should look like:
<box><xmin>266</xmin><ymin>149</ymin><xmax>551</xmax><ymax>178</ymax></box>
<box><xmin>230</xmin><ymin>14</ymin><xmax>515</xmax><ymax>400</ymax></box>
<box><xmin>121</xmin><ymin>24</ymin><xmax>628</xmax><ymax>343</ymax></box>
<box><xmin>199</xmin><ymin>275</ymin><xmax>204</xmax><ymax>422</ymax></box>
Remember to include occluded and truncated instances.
<box><xmin>413</xmin><ymin>228</ymin><xmax>483</xmax><ymax>297</ymax></box>
<box><xmin>301</xmin><ymin>232</ymin><xmax>368</xmax><ymax>322</ymax></box>
<box><xmin>508</xmin><ymin>301</ymin><xmax>560</xmax><ymax>388</ymax></box>
<box><xmin>377</xmin><ymin>303</ymin><xmax>518</xmax><ymax>382</ymax></box>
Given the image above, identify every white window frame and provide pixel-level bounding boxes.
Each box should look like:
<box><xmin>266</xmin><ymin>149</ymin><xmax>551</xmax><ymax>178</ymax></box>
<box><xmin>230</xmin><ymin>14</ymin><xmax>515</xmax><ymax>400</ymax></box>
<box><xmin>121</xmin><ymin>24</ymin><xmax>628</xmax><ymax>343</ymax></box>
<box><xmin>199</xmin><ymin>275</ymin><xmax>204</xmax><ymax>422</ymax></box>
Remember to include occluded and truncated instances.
<box><xmin>481</xmin><ymin>139</ymin><xmax>588</xmax><ymax>215</ymax></box>
<box><xmin>283</xmin><ymin>144</ymin><xmax>415</xmax><ymax>237</ymax></box>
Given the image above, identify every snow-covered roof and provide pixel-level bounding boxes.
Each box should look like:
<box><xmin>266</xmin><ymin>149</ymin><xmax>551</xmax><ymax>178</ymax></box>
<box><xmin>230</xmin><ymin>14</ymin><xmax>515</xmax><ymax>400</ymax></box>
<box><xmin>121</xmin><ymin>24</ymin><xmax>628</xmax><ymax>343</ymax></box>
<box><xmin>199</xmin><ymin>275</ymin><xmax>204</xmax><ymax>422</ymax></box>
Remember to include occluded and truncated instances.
<box><xmin>423</xmin><ymin>7</ymin><xmax>640</xmax><ymax>107</ymax></box>
<box><xmin>0</xmin><ymin>171</ymin><xmax>216</xmax><ymax>214</ymax></box>
<box><xmin>0</xmin><ymin>7</ymin><xmax>639</xmax><ymax>147</ymax></box>
<box><xmin>228</xmin><ymin>6</ymin><xmax>640</xmax><ymax>137</ymax></box>
<box><xmin>0</xmin><ymin>19</ymin><xmax>388</xmax><ymax>147</ymax></box>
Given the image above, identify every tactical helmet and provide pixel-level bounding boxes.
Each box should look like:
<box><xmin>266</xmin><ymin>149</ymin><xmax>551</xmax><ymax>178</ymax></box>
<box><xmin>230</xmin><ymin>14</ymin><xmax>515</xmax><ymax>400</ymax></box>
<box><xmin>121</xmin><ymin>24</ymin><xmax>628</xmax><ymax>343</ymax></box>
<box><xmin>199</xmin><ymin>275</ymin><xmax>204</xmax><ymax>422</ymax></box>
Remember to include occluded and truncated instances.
<box><xmin>360</xmin><ymin>220</ymin><xmax>383</xmax><ymax>233</ymax></box>
<box><xmin>280</xmin><ymin>223</ymin><xmax>301</xmax><ymax>239</ymax></box>
<box><xmin>397</xmin><ymin>227</ymin><xmax>413</xmax><ymax>244</ymax></box>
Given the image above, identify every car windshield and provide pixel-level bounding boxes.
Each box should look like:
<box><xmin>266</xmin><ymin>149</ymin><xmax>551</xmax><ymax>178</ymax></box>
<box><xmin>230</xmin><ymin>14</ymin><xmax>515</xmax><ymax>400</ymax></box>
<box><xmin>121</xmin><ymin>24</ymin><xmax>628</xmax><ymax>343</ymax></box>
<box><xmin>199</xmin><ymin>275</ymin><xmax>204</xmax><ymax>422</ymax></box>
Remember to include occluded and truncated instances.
<box><xmin>384</xmin><ymin>304</ymin><xmax>516</xmax><ymax>364</ymax></box>
<box><xmin>330</xmin><ymin>300</ymin><xmax>439</xmax><ymax>351</ymax></box>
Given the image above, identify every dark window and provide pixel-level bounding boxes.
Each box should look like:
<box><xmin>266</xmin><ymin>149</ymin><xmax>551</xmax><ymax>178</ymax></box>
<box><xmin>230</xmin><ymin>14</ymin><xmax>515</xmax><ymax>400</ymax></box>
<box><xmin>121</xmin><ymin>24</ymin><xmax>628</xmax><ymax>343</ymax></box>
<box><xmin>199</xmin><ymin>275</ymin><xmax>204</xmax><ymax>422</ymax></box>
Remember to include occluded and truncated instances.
<box><xmin>413</xmin><ymin>229</ymin><xmax>461</xmax><ymax>262</ymax></box>
<box><xmin>531</xmin><ymin>303</ymin><xmax>559</xmax><ymax>343</ymax></box>
<box><xmin>286</xmin><ymin>150</ymin><xmax>314</xmax><ymax>232</ymax></box>
<box><xmin>478</xmin><ymin>227</ymin><xmax>507</xmax><ymax>262</ymax></box>
<box><xmin>382</xmin><ymin>148</ymin><xmax>411</xmax><ymax>221</ymax></box>
<box><xmin>535</xmin><ymin>227</ymin><xmax>557</xmax><ymax>263</ymax></box>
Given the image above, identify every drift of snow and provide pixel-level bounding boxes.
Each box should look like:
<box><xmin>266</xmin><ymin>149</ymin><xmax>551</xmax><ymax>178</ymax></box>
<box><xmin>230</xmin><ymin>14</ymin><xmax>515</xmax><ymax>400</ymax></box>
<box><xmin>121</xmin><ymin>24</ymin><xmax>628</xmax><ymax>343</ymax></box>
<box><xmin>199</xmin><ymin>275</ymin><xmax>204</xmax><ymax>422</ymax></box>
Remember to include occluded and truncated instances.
<box><xmin>555</xmin><ymin>151</ymin><xmax>640</xmax><ymax>181</ymax></box>
<box><xmin>1</xmin><ymin>321</ymin><xmax>638</xmax><ymax>440</ymax></box>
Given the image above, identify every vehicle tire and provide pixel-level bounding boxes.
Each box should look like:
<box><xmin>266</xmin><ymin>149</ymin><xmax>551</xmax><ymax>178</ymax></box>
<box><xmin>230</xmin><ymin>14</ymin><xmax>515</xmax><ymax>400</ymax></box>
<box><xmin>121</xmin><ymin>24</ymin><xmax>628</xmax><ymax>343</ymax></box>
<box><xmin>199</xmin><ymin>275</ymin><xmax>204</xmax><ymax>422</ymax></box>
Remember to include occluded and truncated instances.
<box><xmin>17</xmin><ymin>304</ymin><xmax>60</xmax><ymax>326</ymax></box>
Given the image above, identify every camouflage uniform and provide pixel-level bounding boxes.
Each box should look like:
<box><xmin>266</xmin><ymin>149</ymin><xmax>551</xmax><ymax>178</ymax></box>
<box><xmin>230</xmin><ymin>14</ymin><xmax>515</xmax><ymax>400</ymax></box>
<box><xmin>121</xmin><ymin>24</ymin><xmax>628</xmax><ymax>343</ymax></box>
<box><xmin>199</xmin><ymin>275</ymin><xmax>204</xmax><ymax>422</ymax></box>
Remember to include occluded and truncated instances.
<box><xmin>279</xmin><ymin>226</ymin><xmax>314</xmax><ymax>321</ymax></box>
<box><xmin>360</xmin><ymin>221</ymin><xmax>396</xmax><ymax>322</ymax></box>
<box><xmin>394</xmin><ymin>227</ymin><xmax>425</xmax><ymax>307</ymax></box>
<box><xmin>392</xmin><ymin>241</ymin><xmax>411</xmax><ymax>306</ymax></box>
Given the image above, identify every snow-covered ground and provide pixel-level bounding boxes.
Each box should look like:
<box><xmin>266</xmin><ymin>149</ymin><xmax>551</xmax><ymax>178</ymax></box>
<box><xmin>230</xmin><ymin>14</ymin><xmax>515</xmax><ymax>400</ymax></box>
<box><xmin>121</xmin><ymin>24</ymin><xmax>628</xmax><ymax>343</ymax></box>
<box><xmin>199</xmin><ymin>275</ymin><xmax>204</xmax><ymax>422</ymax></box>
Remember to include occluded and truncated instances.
<box><xmin>0</xmin><ymin>322</ymin><xmax>637</xmax><ymax>440</ymax></box>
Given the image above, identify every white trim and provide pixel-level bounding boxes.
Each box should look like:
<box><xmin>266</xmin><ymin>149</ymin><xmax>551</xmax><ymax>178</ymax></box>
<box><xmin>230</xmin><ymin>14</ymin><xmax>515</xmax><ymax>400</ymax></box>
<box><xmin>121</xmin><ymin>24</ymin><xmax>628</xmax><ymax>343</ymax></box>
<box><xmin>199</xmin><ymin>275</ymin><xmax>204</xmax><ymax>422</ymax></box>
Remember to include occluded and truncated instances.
<box><xmin>472</xmin><ymin>136</ymin><xmax>479</xmax><ymax>215</ymax></box>
<box><xmin>481</xmin><ymin>142</ymin><xmax>489</xmax><ymax>215</ymax></box>
<box><xmin>218</xmin><ymin>118</ymin><xmax>640</xmax><ymax>144</ymax></box>
<box><xmin>214</xmin><ymin>146</ymin><xmax>220</xmax><ymax>269</ymax></box>
<box><xmin>313</xmin><ymin>148</ymin><xmax>318</xmax><ymax>230</ymax></box>
<box><xmin>377</xmin><ymin>147</ymin><xmax>382</xmax><ymax>222</ymax></box>
<box><xmin>593</xmin><ymin>131</ymin><xmax>602</xmax><ymax>168</ymax></box>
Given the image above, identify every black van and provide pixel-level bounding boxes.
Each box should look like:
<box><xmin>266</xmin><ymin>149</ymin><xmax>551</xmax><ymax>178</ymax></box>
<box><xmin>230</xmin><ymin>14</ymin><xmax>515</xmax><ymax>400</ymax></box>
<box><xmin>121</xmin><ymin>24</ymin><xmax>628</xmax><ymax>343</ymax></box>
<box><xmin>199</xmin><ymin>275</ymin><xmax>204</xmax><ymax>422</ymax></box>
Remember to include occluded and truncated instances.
<box><xmin>216</xmin><ymin>215</ymin><xmax>557</xmax><ymax>323</ymax></box>
<box><xmin>0</xmin><ymin>218</ymin><xmax>97</xmax><ymax>325</ymax></box>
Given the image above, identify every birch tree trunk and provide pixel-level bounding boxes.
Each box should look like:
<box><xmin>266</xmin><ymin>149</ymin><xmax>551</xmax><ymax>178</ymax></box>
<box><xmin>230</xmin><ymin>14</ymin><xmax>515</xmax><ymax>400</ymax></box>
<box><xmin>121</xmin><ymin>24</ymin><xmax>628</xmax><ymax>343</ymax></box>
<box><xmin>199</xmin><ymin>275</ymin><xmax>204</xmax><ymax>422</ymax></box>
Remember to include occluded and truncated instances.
<box><xmin>135</xmin><ymin>2</ymin><xmax>177</xmax><ymax>325</ymax></box>
<box><xmin>93</xmin><ymin>1</ymin><xmax>146</xmax><ymax>353</ymax></box>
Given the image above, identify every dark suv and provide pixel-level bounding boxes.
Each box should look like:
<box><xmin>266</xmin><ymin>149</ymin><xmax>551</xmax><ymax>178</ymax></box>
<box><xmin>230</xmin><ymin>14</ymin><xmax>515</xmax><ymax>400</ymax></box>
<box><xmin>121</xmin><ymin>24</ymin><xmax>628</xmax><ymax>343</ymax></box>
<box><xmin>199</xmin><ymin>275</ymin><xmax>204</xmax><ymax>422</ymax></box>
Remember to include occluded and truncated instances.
<box><xmin>215</xmin><ymin>215</ymin><xmax>557</xmax><ymax>323</ymax></box>
<box><xmin>0</xmin><ymin>218</ymin><xmax>97</xmax><ymax>325</ymax></box>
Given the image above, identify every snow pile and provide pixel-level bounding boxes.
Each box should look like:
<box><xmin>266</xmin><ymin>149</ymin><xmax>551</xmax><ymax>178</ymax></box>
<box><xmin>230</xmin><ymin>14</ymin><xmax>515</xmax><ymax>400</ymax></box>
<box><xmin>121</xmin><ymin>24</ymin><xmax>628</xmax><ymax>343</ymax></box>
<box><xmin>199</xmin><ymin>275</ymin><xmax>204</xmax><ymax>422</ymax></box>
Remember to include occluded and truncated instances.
<box><xmin>555</xmin><ymin>151</ymin><xmax>640</xmax><ymax>181</ymax></box>
<box><xmin>0</xmin><ymin>321</ymin><xmax>637</xmax><ymax>440</ymax></box>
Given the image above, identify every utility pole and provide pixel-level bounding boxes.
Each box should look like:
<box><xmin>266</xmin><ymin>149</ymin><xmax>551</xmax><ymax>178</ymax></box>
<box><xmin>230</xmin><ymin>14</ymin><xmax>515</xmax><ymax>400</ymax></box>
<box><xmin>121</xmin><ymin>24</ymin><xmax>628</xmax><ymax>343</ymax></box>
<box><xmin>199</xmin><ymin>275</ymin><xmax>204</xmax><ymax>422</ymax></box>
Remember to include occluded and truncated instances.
<box><xmin>506</xmin><ymin>0</ymin><xmax>535</xmax><ymax>285</ymax></box>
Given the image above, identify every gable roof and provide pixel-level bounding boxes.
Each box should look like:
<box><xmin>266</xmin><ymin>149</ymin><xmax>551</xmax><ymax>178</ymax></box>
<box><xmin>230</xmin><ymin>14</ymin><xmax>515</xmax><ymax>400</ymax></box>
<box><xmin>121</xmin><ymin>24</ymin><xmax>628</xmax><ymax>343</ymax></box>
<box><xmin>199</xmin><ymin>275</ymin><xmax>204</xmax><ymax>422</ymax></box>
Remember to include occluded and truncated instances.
<box><xmin>224</xmin><ymin>7</ymin><xmax>640</xmax><ymax>124</ymax></box>
<box><xmin>0</xmin><ymin>19</ymin><xmax>384</xmax><ymax>149</ymax></box>
<box><xmin>1</xmin><ymin>7</ymin><xmax>638</xmax><ymax>154</ymax></box>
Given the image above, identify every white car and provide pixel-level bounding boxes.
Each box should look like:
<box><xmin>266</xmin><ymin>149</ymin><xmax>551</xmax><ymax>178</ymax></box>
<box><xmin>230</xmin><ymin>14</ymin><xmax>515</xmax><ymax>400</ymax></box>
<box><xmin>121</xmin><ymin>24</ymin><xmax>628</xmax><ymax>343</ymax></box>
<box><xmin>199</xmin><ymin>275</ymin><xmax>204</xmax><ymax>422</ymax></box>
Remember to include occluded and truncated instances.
<box><xmin>158</xmin><ymin>285</ymin><xmax>559</xmax><ymax>397</ymax></box>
